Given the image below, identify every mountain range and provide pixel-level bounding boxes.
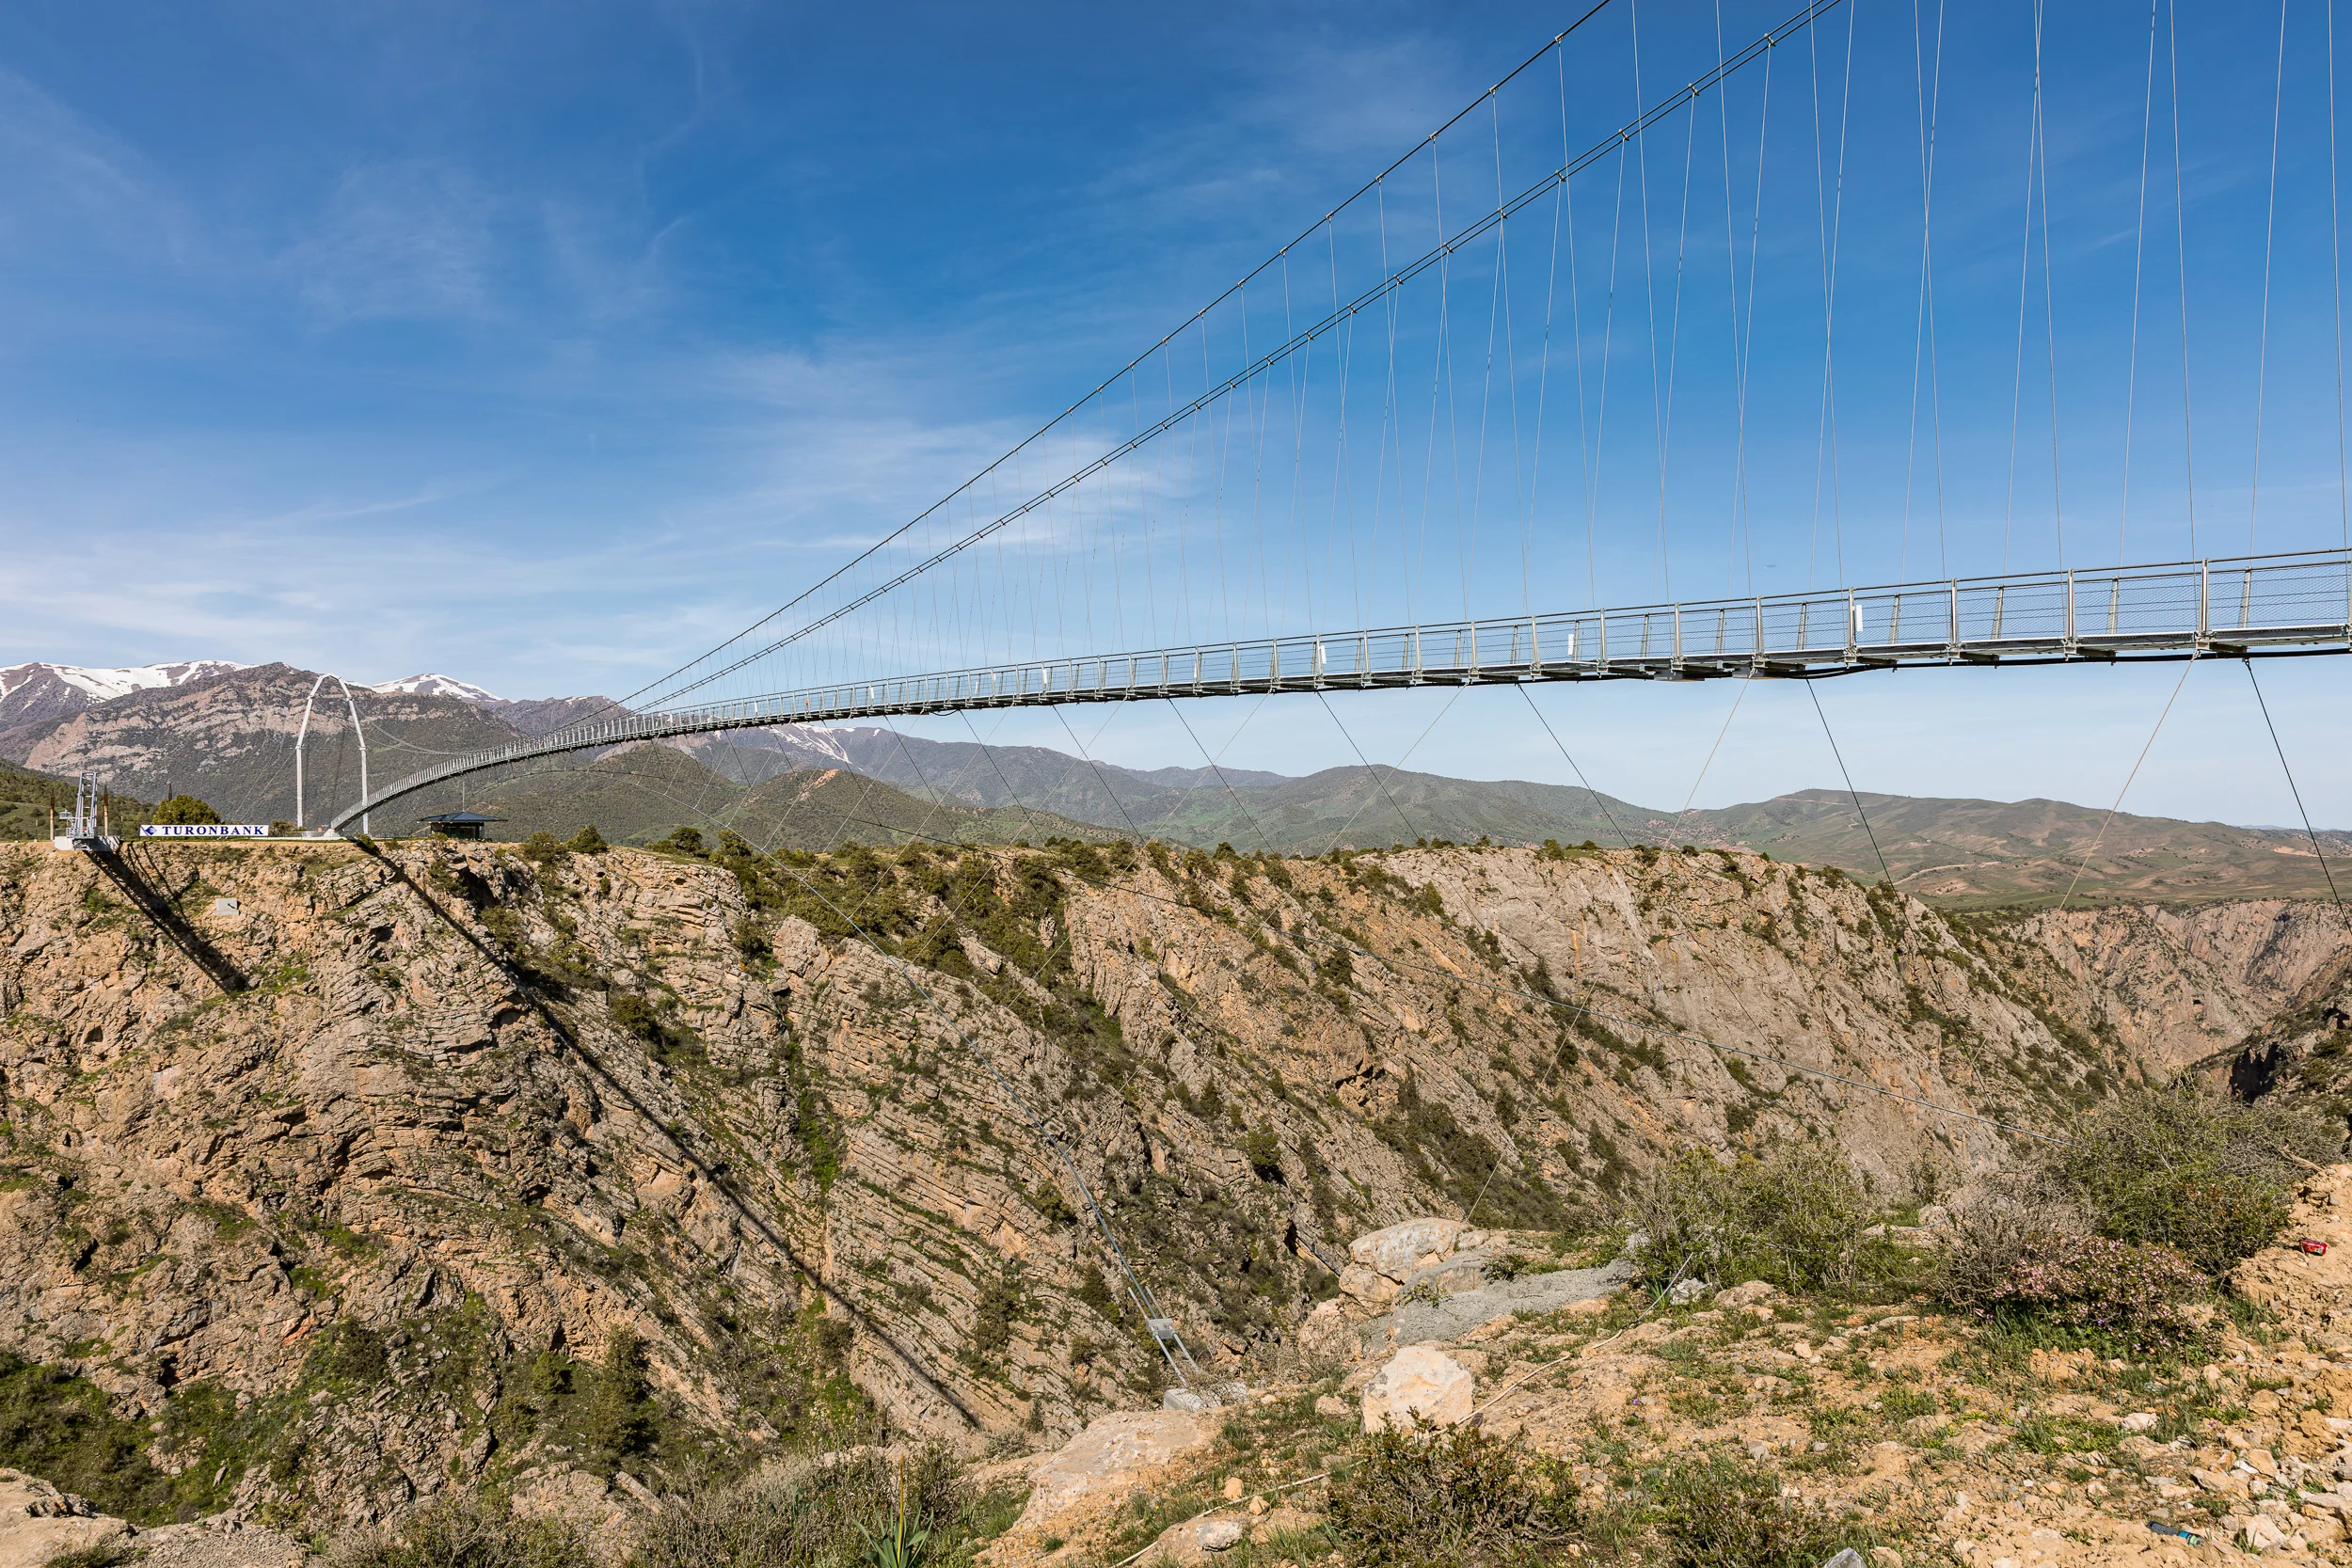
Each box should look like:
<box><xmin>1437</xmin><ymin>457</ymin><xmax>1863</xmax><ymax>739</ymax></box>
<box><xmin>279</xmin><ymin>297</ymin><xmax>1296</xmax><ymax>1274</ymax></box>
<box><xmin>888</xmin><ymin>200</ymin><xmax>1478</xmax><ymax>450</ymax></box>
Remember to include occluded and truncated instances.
<box><xmin>1</xmin><ymin>657</ymin><xmax>2344</xmax><ymax>906</ymax></box>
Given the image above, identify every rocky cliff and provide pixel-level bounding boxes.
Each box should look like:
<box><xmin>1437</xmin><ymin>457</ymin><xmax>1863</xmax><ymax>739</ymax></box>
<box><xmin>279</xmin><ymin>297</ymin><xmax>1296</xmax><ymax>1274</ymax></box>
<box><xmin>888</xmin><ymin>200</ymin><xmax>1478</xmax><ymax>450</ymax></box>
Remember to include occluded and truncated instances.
<box><xmin>0</xmin><ymin>834</ymin><xmax>2340</xmax><ymax>1527</ymax></box>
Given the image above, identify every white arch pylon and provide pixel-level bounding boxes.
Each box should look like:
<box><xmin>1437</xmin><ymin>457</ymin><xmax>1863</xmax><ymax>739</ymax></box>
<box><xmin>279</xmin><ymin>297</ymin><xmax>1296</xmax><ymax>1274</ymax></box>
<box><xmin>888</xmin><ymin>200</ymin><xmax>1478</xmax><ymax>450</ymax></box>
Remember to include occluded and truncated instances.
<box><xmin>295</xmin><ymin>673</ymin><xmax>370</xmax><ymax>835</ymax></box>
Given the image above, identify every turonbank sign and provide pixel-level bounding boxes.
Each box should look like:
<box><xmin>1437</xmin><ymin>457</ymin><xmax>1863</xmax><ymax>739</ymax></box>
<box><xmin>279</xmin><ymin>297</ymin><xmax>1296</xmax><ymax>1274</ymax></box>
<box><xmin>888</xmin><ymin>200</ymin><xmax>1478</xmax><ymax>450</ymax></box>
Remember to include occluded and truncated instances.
<box><xmin>139</xmin><ymin>824</ymin><xmax>270</xmax><ymax>838</ymax></box>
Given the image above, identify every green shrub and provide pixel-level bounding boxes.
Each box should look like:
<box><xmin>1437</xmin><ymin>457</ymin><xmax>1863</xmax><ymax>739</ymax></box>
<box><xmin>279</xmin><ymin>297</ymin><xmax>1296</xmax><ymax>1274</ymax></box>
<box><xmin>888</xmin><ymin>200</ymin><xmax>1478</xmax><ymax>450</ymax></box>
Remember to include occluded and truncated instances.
<box><xmin>1947</xmin><ymin>1228</ymin><xmax>2210</xmax><ymax>1355</ymax></box>
<box><xmin>629</xmin><ymin>1449</ymin><xmax>963</xmax><ymax>1568</ymax></box>
<box><xmin>610</xmin><ymin>993</ymin><xmax>661</xmax><ymax>1042</ymax></box>
<box><xmin>1325</xmin><ymin>1424</ymin><xmax>1580</xmax><ymax>1566</ymax></box>
<box><xmin>308</xmin><ymin>1318</ymin><xmax>390</xmax><ymax>1386</ymax></box>
<box><xmin>564</xmin><ymin>824</ymin><xmax>608</xmax><ymax>854</ymax></box>
<box><xmin>518</xmin><ymin>832</ymin><xmax>565</xmax><ymax>866</ymax></box>
<box><xmin>2045</xmin><ymin>1085</ymin><xmax>2335</xmax><ymax>1272</ymax></box>
<box><xmin>151</xmin><ymin>795</ymin><xmax>222</xmax><ymax>826</ymax></box>
<box><xmin>1934</xmin><ymin>1192</ymin><xmax>2071</xmax><ymax>1310</ymax></box>
<box><xmin>328</xmin><ymin>1493</ymin><xmax>596</xmax><ymax>1568</ymax></box>
<box><xmin>1653</xmin><ymin>1453</ymin><xmax>1864</xmax><ymax>1568</ymax></box>
<box><xmin>1626</xmin><ymin>1142</ymin><xmax>1875</xmax><ymax>1292</ymax></box>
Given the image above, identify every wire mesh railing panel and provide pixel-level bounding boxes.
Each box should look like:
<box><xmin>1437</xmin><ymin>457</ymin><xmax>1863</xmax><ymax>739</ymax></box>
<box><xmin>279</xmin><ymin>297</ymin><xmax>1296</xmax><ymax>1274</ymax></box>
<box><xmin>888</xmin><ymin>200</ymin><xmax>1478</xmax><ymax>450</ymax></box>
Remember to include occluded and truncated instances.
<box><xmin>2238</xmin><ymin>561</ymin><xmax>2352</xmax><ymax>631</ymax></box>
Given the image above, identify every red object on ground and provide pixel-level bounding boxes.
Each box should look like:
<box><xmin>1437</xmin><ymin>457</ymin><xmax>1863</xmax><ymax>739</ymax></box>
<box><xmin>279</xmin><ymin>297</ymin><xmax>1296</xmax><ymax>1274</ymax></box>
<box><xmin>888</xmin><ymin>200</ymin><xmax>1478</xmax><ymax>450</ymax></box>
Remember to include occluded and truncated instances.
<box><xmin>2299</xmin><ymin>1238</ymin><xmax>2329</xmax><ymax>1256</ymax></box>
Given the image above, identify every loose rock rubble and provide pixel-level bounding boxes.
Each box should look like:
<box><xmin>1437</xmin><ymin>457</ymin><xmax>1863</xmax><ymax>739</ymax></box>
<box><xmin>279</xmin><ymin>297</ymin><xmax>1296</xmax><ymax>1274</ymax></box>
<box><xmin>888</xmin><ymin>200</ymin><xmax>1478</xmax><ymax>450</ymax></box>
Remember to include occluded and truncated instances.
<box><xmin>987</xmin><ymin>1179</ymin><xmax>2352</xmax><ymax>1564</ymax></box>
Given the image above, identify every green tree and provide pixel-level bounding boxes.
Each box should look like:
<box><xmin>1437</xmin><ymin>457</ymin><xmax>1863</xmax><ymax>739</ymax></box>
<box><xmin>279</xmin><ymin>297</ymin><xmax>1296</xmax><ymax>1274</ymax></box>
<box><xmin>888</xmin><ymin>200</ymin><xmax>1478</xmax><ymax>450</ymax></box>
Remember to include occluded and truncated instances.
<box><xmin>581</xmin><ymin>1327</ymin><xmax>652</xmax><ymax>1462</ymax></box>
<box><xmin>565</xmin><ymin>824</ymin><xmax>608</xmax><ymax>854</ymax></box>
<box><xmin>151</xmin><ymin>795</ymin><xmax>222</xmax><ymax>826</ymax></box>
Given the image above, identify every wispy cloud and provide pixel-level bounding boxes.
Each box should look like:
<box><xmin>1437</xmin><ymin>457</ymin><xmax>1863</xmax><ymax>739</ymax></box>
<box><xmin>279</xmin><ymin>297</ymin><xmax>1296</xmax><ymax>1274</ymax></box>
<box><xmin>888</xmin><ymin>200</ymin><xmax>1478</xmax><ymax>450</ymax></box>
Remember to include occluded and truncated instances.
<box><xmin>0</xmin><ymin>67</ymin><xmax>185</xmax><ymax>258</ymax></box>
<box><xmin>285</xmin><ymin>160</ymin><xmax>503</xmax><ymax>323</ymax></box>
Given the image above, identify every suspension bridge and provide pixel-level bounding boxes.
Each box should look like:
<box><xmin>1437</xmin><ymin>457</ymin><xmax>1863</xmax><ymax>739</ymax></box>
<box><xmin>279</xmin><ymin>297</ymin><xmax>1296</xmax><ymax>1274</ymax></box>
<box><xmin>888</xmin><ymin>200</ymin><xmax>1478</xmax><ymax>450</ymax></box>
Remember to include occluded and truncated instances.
<box><xmin>328</xmin><ymin>0</ymin><xmax>2352</xmax><ymax>833</ymax></box>
<box><xmin>261</xmin><ymin>0</ymin><xmax>2352</xmax><ymax>1395</ymax></box>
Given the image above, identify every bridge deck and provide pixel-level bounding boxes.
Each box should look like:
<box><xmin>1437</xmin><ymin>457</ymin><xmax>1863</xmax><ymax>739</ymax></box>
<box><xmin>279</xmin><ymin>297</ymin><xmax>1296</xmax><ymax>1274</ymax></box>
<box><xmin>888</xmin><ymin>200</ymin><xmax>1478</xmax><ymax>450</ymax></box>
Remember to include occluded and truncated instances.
<box><xmin>330</xmin><ymin>549</ymin><xmax>2352</xmax><ymax>830</ymax></box>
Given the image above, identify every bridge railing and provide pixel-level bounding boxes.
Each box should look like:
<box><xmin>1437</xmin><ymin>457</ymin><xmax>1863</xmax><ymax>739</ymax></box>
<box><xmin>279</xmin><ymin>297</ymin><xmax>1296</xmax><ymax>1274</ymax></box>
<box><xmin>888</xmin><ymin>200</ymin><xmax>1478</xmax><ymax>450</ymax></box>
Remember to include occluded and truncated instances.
<box><xmin>329</xmin><ymin>548</ymin><xmax>2352</xmax><ymax>830</ymax></box>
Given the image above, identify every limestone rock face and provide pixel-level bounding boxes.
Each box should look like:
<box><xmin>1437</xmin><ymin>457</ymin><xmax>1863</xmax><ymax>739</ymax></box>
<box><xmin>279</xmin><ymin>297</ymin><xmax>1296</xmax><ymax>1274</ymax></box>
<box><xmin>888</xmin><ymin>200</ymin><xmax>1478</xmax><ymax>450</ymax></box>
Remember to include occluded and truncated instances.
<box><xmin>1360</xmin><ymin>1345</ymin><xmax>1473</xmax><ymax>1433</ymax></box>
<box><xmin>0</xmin><ymin>833</ymin><xmax>2303</xmax><ymax>1525</ymax></box>
<box><xmin>0</xmin><ymin>1469</ymin><xmax>128</xmax><ymax>1568</ymax></box>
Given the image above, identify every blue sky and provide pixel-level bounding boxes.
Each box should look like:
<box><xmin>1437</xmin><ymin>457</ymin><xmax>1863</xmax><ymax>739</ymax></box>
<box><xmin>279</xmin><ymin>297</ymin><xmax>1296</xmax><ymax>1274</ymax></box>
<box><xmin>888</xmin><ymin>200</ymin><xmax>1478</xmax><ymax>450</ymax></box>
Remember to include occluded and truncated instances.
<box><xmin>5</xmin><ymin>1</ymin><xmax>2351</xmax><ymax>828</ymax></box>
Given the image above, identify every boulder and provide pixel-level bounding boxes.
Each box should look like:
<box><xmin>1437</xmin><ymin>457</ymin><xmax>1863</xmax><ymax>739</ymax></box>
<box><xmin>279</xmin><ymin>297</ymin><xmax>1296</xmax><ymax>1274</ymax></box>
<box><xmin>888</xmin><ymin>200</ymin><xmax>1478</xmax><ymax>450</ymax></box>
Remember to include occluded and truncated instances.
<box><xmin>1338</xmin><ymin>1264</ymin><xmax>1399</xmax><ymax>1306</ymax></box>
<box><xmin>1360</xmin><ymin>1345</ymin><xmax>1474</xmax><ymax>1433</ymax></box>
<box><xmin>2240</xmin><ymin>1513</ymin><xmax>2292</xmax><ymax>1552</ymax></box>
<box><xmin>1013</xmin><ymin>1409</ymin><xmax>1222</xmax><ymax>1537</ymax></box>
<box><xmin>1401</xmin><ymin>1254</ymin><xmax>1490</xmax><ymax>1297</ymax></box>
<box><xmin>0</xmin><ymin>1470</ymin><xmax>130</xmax><ymax>1568</ymax></box>
<box><xmin>1382</xmin><ymin>1259</ymin><xmax>1633</xmax><ymax>1350</ymax></box>
<box><xmin>2120</xmin><ymin>1411</ymin><xmax>2159</xmax><ymax>1433</ymax></box>
<box><xmin>1713</xmin><ymin>1280</ymin><xmax>1776</xmax><ymax>1309</ymax></box>
<box><xmin>1347</xmin><ymin>1218</ymin><xmax>1468</xmax><ymax>1281</ymax></box>
<box><xmin>1199</xmin><ymin>1519</ymin><xmax>1247</xmax><ymax>1552</ymax></box>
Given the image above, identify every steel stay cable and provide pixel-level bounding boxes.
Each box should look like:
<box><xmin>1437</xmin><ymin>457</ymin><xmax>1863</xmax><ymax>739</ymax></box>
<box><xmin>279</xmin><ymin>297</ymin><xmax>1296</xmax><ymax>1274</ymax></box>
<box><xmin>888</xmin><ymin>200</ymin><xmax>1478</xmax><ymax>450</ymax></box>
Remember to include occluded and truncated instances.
<box><xmin>1162</xmin><ymin>697</ymin><xmax>1279</xmax><ymax>855</ymax></box>
<box><xmin>1048</xmin><ymin>705</ymin><xmax>1154</xmax><ymax>845</ymax></box>
<box><xmin>1518</xmin><ymin>674</ymin><xmax>1826</xmax><ymax>1116</ymax></box>
<box><xmin>2241</xmin><ymin>659</ymin><xmax>2345</xmax><ymax>910</ymax></box>
<box><xmin>622</xmin><ymin>0</ymin><xmax>1851</xmax><ymax>719</ymax></box>
<box><xmin>1805</xmin><ymin>681</ymin><xmax>1894</xmax><ymax>887</ymax></box>
<box><xmin>1314</xmin><ymin>689</ymin><xmax>1424</xmax><ymax>846</ymax></box>
<box><xmin>1314</xmin><ymin>685</ymin><xmax>1463</xmax><ymax>856</ymax></box>
<box><xmin>584</xmin><ymin>758</ymin><xmax>1204</xmax><ymax>1385</ymax></box>
<box><xmin>2058</xmin><ymin>653</ymin><xmax>2199</xmax><ymax>912</ymax></box>
<box><xmin>553</xmin><ymin>725</ymin><xmax>2080</xmax><ymax>1216</ymax></box>
<box><xmin>1516</xmin><ymin>684</ymin><xmax>1635</xmax><ymax>850</ymax></box>
<box><xmin>373</xmin><ymin>753</ymin><xmax>1191</xmax><ymax>1404</ymax></box>
<box><xmin>1677</xmin><ymin>677</ymin><xmax>1751</xmax><ymax>819</ymax></box>
<box><xmin>756</xmin><ymin>858</ymin><xmax>1203</xmax><ymax>1385</ymax></box>
<box><xmin>2250</xmin><ymin>0</ymin><xmax>2291</xmax><ymax>555</ymax></box>
<box><xmin>902</xmin><ymin>694</ymin><xmax>2071</xmax><ymax>1153</ymax></box>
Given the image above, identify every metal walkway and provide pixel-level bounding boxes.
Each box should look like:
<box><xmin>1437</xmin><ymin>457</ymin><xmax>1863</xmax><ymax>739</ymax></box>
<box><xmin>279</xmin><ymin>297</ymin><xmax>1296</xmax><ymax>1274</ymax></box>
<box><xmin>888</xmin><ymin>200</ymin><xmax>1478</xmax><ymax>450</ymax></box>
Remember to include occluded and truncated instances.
<box><xmin>331</xmin><ymin>547</ymin><xmax>2352</xmax><ymax>831</ymax></box>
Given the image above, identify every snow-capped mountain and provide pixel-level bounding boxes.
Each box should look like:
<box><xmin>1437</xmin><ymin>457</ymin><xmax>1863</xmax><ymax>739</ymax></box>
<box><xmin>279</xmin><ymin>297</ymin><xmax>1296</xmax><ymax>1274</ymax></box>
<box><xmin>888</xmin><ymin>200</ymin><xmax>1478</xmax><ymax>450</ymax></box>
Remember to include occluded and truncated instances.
<box><xmin>0</xmin><ymin>660</ymin><xmax>246</xmax><ymax>731</ymax></box>
<box><xmin>368</xmin><ymin>673</ymin><xmax>504</xmax><ymax>704</ymax></box>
